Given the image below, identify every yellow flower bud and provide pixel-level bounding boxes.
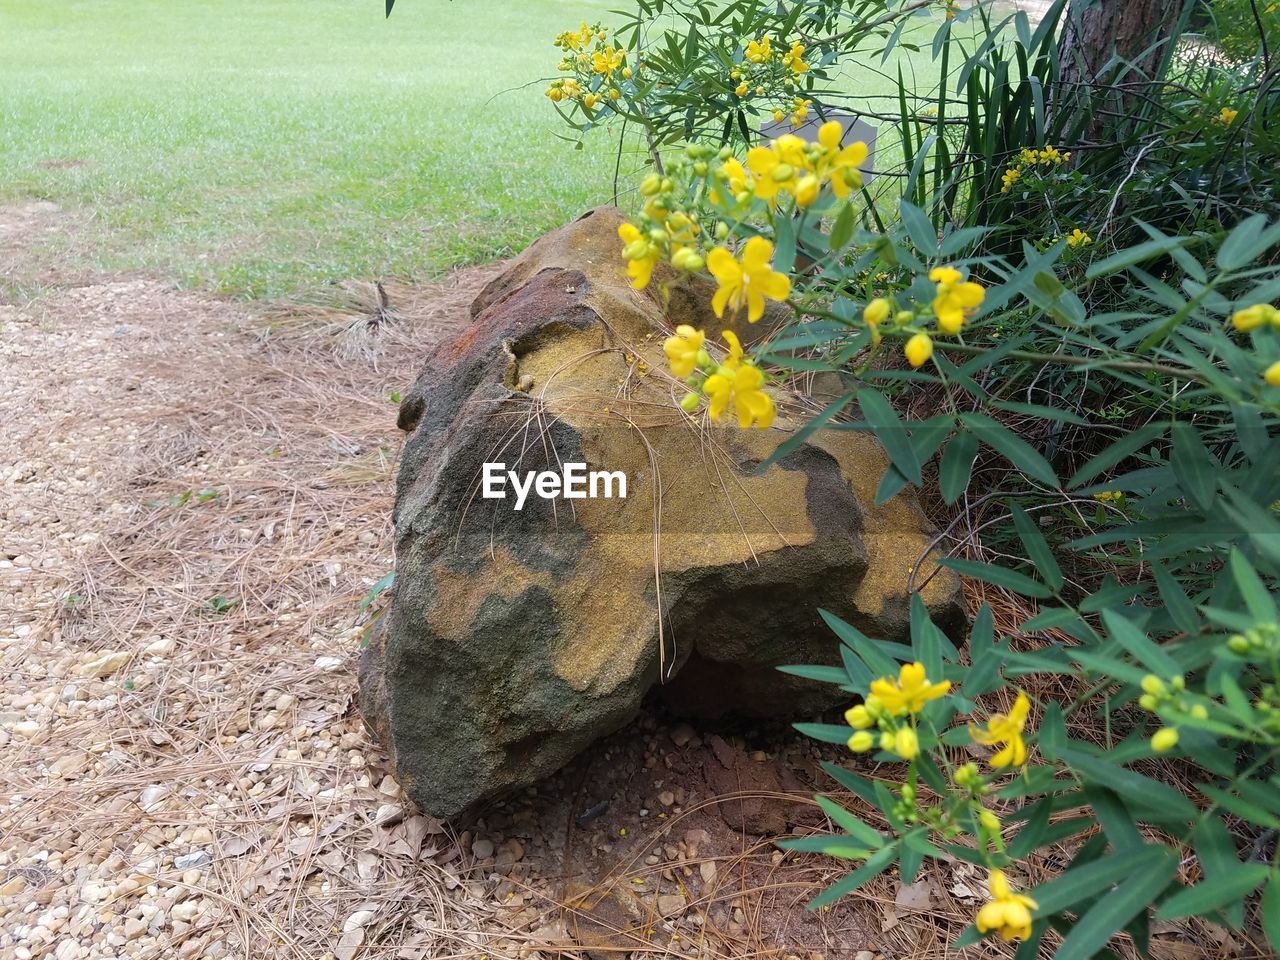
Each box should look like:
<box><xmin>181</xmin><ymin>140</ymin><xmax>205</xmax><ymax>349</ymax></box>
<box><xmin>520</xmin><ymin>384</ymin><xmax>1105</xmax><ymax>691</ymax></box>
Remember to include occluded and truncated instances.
<box><xmin>671</xmin><ymin>248</ymin><xmax>705</xmax><ymax>273</ymax></box>
<box><xmin>894</xmin><ymin>310</ymin><xmax>914</xmax><ymax>325</ymax></box>
<box><xmin>756</xmin><ymin>85</ymin><xmax>765</xmax><ymax>95</ymax></box>
<box><xmin>1151</xmin><ymin>727</ymin><xmax>1179</xmax><ymax>753</ymax></box>
<box><xmin>640</xmin><ymin>173</ymin><xmax>662</xmax><ymax>196</ymax></box>
<box><xmin>1171</xmin><ymin>676</ymin><xmax>1185</xmax><ymax>692</ymax></box>
<box><xmin>1266</xmin><ymin>360</ymin><xmax>1280</xmax><ymax>387</ymax></box>
<box><xmin>879</xmin><ymin>731</ymin><xmax>895</xmax><ymax>752</ymax></box>
<box><xmin>1140</xmin><ymin>675</ymin><xmax>1166</xmax><ymax>696</ymax></box>
<box><xmin>623</xmin><ymin>240</ymin><xmax>650</xmax><ymax>261</ymax></box>
<box><xmin>844</xmin><ymin>704</ymin><xmax>874</xmax><ymax>729</ymax></box>
<box><xmin>1138</xmin><ymin>694</ymin><xmax>1157</xmax><ymax>711</ymax></box>
<box><xmin>1228</xmin><ymin>633</ymin><xmax>1251</xmax><ymax>654</ymax></box>
<box><xmin>609</xmin><ymin>87</ymin><xmax>621</xmax><ymax>100</ymax></box>
<box><xmin>714</xmin><ymin>222</ymin><xmax>730</xmax><ymax>240</ymax></box>
<box><xmin>773</xmin><ymin>109</ymin><xmax>785</xmax><ymax>122</ymax></box>
<box><xmin>794</xmin><ymin>174</ymin><xmax>820</xmax><ymax>207</ymax></box>
<box><xmin>954</xmin><ymin>762</ymin><xmax>980</xmax><ymax>788</ymax></box>
<box><xmin>979</xmin><ymin>809</ymin><xmax>1001</xmax><ymax>832</ymax></box>
<box><xmin>680</xmin><ymin>392</ymin><xmax>701</xmax><ymax>413</ymax></box>
<box><xmin>864</xmin><ymin>298</ymin><xmax>891</xmax><ymax>327</ymax></box>
<box><xmin>904</xmin><ymin>332</ymin><xmax>933</xmax><ymax>368</ymax></box>
<box><xmin>621</xmin><ymin>67</ymin><xmax>632</xmax><ymax>79</ymax></box>
<box><xmin>893</xmin><ymin>727</ymin><xmax>919</xmax><ymax>760</ymax></box>
<box><xmin>735</xmin><ymin>82</ymin><xmax>749</xmax><ymax>97</ymax></box>
<box><xmin>771</xmin><ymin>163</ymin><xmax>795</xmax><ymax>182</ymax></box>
<box><xmin>847</xmin><ymin>730</ymin><xmax>875</xmax><ymax>753</ymax></box>
<box><xmin>1190</xmin><ymin>704</ymin><xmax>1208</xmax><ymax>720</ymax></box>
<box><xmin>1232</xmin><ymin>305</ymin><xmax>1268</xmax><ymax>332</ymax></box>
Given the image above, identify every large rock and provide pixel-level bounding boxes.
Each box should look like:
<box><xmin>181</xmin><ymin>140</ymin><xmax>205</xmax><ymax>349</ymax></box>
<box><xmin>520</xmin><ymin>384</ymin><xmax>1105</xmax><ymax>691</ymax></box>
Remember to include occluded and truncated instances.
<box><xmin>360</xmin><ymin>207</ymin><xmax>964</xmax><ymax>820</ymax></box>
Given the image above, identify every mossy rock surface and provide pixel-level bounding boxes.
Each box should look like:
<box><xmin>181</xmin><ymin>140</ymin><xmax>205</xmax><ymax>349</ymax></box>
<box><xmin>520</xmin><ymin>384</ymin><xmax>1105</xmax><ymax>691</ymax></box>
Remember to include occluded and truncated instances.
<box><xmin>359</xmin><ymin>207</ymin><xmax>965</xmax><ymax>820</ymax></box>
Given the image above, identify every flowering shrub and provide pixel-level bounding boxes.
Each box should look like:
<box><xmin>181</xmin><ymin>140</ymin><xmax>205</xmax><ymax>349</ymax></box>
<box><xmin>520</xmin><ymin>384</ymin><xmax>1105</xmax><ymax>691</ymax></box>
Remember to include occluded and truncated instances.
<box><xmin>510</xmin><ymin>0</ymin><xmax>1280</xmax><ymax>951</ymax></box>
<box><xmin>539</xmin><ymin>0</ymin><xmax>941</xmax><ymax>160</ymax></box>
<box><xmin>605</xmin><ymin>28</ymin><xmax>1280</xmax><ymax>960</ymax></box>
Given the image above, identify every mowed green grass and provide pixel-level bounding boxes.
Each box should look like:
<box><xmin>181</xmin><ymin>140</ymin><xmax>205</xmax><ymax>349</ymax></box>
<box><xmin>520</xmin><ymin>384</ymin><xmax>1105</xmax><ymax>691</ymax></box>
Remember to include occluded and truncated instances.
<box><xmin>0</xmin><ymin>1</ymin><xmax>972</xmax><ymax>299</ymax></box>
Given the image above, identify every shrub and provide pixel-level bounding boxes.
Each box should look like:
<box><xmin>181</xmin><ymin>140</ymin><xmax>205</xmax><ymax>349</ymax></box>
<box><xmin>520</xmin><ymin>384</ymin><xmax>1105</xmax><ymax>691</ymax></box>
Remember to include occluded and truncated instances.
<box><xmin>522</xmin><ymin>0</ymin><xmax>1280</xmax><ymax>952</ymax></box>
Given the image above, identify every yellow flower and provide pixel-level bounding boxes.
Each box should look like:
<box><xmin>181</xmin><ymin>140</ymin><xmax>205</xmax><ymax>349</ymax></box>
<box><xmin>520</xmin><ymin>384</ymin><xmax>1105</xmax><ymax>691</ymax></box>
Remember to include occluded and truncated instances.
<box><xmin>847</xmin><ymin>730</ymin><xmax>875</xmax><ymax>752</ymax></box>
<box><xmin>561</xmin><ymin>78</ymin><xmax>582</xmax><ymax>99</ymax></box>
<box><xmin>618</xmin><ymin>222</ymin><xmax>660</xmax><ymax>290</ymax></box>
<box><xmin>969</xmin><ymin>691</ymin><xmax>1032</xmax><ymax>769</ymax></box>
<box><xmin>930</xmin><ymin>265</ymin><xmax>985</xmax><ymax>335</ymax></box>
<box><xmin>1000</xmin><ymin>167</ymin><xmax>1021</xmax><ymax>193</ymax></box>
<box><xmin>1151</xmin><ymin>727</ymin><xmax>1179</xmax><ymax>752</ymax></box>
<box><xmin>1216</xmin><ymin>106</ymin><xmax>1239</xmax><ymax>126</ymax></box>
<box><xmin>1038</xmin><ymin>144</ymin><xmax>1063</xmax><ymax>165</ymax></box>
<box><xmin>976</xmin><ymin>870</ymin><xmax>1038</xmax><ymax>942</ymax></box>
<box><xmin>943</xmin><ymin>0</ymin><xmax>959</xmax><ymax>19</ymax></box>
<box><xmin>735</xmin><ymin>81</ymin><xmax>749</xmax><ymax>97</ymax></box>
<box><xmin>592</xmin><ymin>45</ymin><xmax>624</xmax><ymax>76</ymax></box>
<box><xmin>1267</xmin><ymin>361</ymin><xmax>1280</xmax><ymax>387</ymax></box>
<box><xmin>782</xmin><ymin>41</ymin><xmax>809</xmax><ymax>74</ymax></box>
<box><xmin>815</xmin><ymin>121</ymin><xmax>869</xmax><ymax>198</ymax></box>
<box><xmin>868</xmin><ymin>662</ymin><xmax>950</xmax><ymax>717</ymax></box>
<box><xmin>745</xmin><ymin>143</ymin><xmax>799</xmax><ymax>205</ymax></box>
<box><xmin>702</xmin><ymin>332</ymin><xmax>776</xmax><ymax>429</ymax></box>
<box><xmin>1233</xmin><ymin>303</ymin><xmax>1280</xmax><ymax>331</ymax></box>
<box><xmin>904</xmin><ymin>332</ymin><xmax>933</xmax><ymax>368</ymax></box>
<box><xmin>1067</xmin><ymin>228</ymin><xmax>1092</xmax><ymax>248</ymax></box>
<box><xmin>892</xmin><ymin>726</ymin><xmax>919</xmax><ymax>760</ymax></box>
<box><xmin>745</xmin><ymin>37</ymin><xmax>773</xmax><ymax>63</ymax></box>
<box><xmin>706</xmin><ymin>236</ymin><xmax>792</xmax><ymax>323</ymax></box>
<box><xmin>663</xmin><ymin>325</ymin><xmax>706</xmax><ymax>378</ymax></box>
<box><xmin>1094</xmin><ymin>490</ymin><xmax>1124</xmax><ymax>502</ymax></box>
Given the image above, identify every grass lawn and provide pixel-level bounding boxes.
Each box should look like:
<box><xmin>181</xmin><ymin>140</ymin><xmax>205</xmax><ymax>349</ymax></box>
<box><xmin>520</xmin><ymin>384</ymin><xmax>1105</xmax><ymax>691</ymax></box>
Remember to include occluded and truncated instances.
<box><xmin>0</xmin><ymin>0</ymin><xmax>977</xmax><ymax>299</ymax></box>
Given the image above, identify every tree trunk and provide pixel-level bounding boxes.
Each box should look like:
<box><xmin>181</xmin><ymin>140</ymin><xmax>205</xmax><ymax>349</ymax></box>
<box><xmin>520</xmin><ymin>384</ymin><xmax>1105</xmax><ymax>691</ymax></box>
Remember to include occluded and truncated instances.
<box><xmin>1057</xmin><ymin>0</ymin><xmax>1189</xmax><ymax>110</ymax></box>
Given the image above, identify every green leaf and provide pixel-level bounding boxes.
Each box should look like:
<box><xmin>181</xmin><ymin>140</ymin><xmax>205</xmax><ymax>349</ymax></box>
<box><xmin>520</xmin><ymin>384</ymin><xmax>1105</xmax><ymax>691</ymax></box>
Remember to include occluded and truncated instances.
<box><xmin>814</xmin><ymin>795</ymin><xmax>886</xmax><ymax>848</ymax></box>
<box><xmin>794</xmin><ymin>723</ymin><xmax>855</xmax><ymax>745</ymax></box>
<box><xmin>1086</xmin><ymin>233</ymin><xmax>1191</xmax><ymax>279</ymax></box>
<box><xmin>776</xmin><ymin>663</ymin><xmax>847</xmax><ymax>685</ymax></box>
<box><xmin>1263</xmin><ymin>875</ymin><xmax>1280</xmax><ymax>954</ymax></box>
<box><xmin>1010</xmin><ymin>503</ymin><xmax>1063</xmax><ymax>591</ymax></box>
<box><xmin>959</xmin><ymin>412</ymin><xmax>1057</xmax><ymax>487</ymax></box>
<box><xmin>808</xmin><ymin>844</ymin><xmax>898</xmax><ymax>909</ymax></box>
<box><xmin>1032</xmin><ymin>845</ymin><xmax>1172</xmax><ymax>914</ymax></box>
<box><xmin>1218</xmin><ymin>213</ymin><xmax>1280</xmax><ymax>271</ymax></box>
<box><xmin>859</xmin><ymin>389</ymin><xmax>922</xmax><ymax>485</ymax></box>
<box><xmin>1067</xmin><ymin>423</ymin><xmax>1166</xmax><ymax>489</ymax></box>
<box><xmin>829</xmin><ymin>203</ymin><xmax>855</xmax><ymax>253</ymax></box>
<box><xmin>776</xmin><ymin>835</ymin><xmax>873</xmax><ymax>858</ymax></box>
<box><xmin>1153</xmin><ymin>563</ymin><xmax>1199</xmax><ymax>636</ymax></box>
<box><xmin>1053</xmin><ymin>851</ymin><xmax>1177</xmax><ymax>960</ymax></box>
<box><xmin>1100</xmin><ymin>608</ymin><xmax>1179</xmax><ymax>677</ymax></box>
<box><xmin>899</xmin><ymin>201</ymin><xmax>937</xmax><ymax>255</ymax></box>
<box><xmin>939</xmin><ymin>431</ymin><xmax>978</xmax><ymax>504</ymax></box>
<box><xmin>820</xmin><ymin>609</ymin><xmax>901</xmax><ymax>678</ymax></box>
<box><xmin>1156</xmin><ymin>865</ymin><xmax>1270</xmax><ymax>920</ymax></box>
<box><xmin>1055</xmin><ymin>747</ymin><xmax>1197</xmax><ymax>821</ymax></box>
<box><xmin>820</xmin><ymin>761</ymin><xmax>879</xmax><ymax>807</ymax></box>
<box><xmin>1199</xmin><ymin>784</ymin><xmax>1280</xmax><ymax>830</ymax></box>
<box><xmin>1170</xmin><ymin>422</ymin><xmax>1218</xmax><ymax>511</ymax></box>
<box><xmin>1229</xmin><ymin>548</ymin><xmax>1277</xmax><ymax>622</ymax></box>
<box><xmin>940</xmin><ymin>557</ymin><xmax>1052</xmax><ymax>598</ymax></box>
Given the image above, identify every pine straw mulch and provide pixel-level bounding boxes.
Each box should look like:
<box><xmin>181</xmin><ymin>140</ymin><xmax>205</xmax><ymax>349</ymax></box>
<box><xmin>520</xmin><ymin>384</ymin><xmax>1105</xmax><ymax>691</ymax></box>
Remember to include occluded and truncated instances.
<box><xmin>0</xmin><ymin>253</ymin><xmax>1240</xmax><ymax>960</ymax></box>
